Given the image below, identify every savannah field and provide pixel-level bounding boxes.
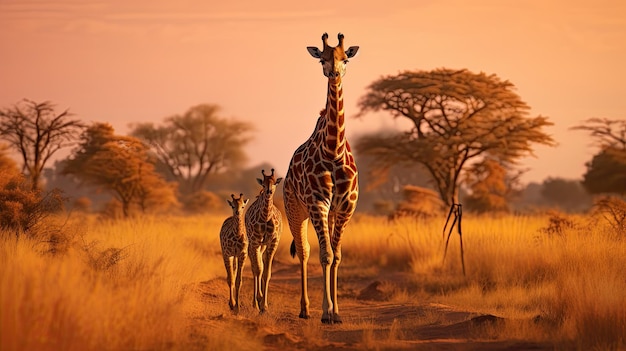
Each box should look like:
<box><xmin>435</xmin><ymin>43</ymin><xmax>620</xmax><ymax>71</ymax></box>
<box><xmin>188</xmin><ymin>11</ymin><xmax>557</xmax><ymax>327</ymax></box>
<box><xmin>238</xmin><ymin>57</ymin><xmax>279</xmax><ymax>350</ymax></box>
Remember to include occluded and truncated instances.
<box><xmin>1</xmin><ymin>210</ymin><xmax>625</xmax><ymax>351</ymax></box>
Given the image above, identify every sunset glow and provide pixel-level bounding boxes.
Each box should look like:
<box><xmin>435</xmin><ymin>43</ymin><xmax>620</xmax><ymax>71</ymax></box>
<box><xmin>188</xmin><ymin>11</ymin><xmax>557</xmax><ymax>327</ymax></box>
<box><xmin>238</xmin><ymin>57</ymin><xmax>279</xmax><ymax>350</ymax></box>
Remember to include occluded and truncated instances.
<box><xmin>1</xmin><ymin>0</ymin><xmax>625</xmax><ymax>183</ymax></box>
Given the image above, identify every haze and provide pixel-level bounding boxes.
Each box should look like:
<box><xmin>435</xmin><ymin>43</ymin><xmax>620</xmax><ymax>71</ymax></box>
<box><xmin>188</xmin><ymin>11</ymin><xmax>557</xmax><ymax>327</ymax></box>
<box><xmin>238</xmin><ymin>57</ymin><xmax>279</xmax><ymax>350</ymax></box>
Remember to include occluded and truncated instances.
<box><xmin>1</xmin><ymin>0</ymin><xmax>625</xmax><ymax>184</ymax></box>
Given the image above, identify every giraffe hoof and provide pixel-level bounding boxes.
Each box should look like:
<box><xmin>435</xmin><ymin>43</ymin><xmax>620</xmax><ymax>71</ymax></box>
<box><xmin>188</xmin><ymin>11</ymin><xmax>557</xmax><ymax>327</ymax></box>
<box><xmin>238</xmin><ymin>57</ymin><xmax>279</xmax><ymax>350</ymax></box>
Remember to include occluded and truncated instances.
<box><xmin>299</xmin><ymin>312</ymin><xmax>310</xmax><ymax>319</ymax></box>
<box><xmin>332</xmin><ymin>314</ymin><xmax>343</xmax><ymax>324</ymax></box>
<box><xmin>321</xmin><ymin>316</ymin><xmax>333</xmax><ymax>324</ymax></box>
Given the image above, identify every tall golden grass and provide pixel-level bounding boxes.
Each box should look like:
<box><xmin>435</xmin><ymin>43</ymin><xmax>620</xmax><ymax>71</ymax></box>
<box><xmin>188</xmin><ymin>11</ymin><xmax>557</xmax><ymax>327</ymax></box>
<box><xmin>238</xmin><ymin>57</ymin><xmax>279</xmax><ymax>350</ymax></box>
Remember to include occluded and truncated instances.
<box><xmin>347</xmin><ymin>213</ymin><xmax>626</xmax><ymax>350</ymax></box>
<box><xmin>1</xmin><ymin>211</ymin><xmax>624</xmax><ymax>350</ymax></box>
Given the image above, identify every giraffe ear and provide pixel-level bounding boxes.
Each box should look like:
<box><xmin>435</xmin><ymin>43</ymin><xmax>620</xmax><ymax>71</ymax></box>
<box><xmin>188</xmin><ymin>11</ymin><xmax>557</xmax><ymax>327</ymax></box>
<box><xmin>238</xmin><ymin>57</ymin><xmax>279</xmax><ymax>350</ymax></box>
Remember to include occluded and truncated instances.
<box><xmin>257</xmin><ymin>178</ymin><xmax>263</xmax><ymax>186</ymax></box>
<box><xmin>307</xmin><ymin>47</ymin><xmax>322</xmax><ymax>59</ymax></box>
<box><xmin>345</xmin><ymin>46</ymin><xmax>359</xmax><ymax>58</ymax></box>
<box><xmin>243</xmin><ymin>199</ymin><xmax>249</xmax><ymax>206</ymax></box>
<box><xmin>276</xmin><ymin>177</ymin><xmax>283</xmax><ymax>185</ymax></box>
<box><xmin>227</xmin><ymin>199</ymin><xmax>233</xmax><ymax>207</ymax></box>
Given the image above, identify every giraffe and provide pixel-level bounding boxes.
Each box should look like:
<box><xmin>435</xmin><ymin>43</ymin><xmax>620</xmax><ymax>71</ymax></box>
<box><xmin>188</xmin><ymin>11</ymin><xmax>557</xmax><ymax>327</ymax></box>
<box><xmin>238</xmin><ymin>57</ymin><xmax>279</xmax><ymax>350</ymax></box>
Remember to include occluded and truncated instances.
<box><xmin>219</xmin><ymin>193</ymin><xmax>249</xmax><ymax>312</ymax></box>
<box><xmin>283</xmin><ymin>32</ymin><xmax>359</xmax><ymax>324</ymax></box>
<box><xmin>245</xmin><ymin>169</ymin><xmax>283</xmax><ymax>313</ymax></box>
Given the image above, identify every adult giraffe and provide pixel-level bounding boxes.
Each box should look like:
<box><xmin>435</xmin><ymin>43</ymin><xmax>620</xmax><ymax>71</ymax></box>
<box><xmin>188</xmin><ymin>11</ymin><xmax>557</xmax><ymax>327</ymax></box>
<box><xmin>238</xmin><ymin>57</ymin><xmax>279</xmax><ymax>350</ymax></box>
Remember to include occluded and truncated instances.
<box><xmin>283</xmin><ymin>32</ymin><xmax>359</xmax><ymax>324</ymax></box>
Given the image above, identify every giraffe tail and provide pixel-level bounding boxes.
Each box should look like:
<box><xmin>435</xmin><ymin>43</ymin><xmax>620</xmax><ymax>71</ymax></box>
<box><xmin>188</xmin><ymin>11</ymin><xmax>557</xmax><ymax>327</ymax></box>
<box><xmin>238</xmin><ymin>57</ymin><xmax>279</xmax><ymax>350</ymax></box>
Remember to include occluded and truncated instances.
<box><xmin>290</xmin><ymin>240</ymin><xmax>296</xmax><ymax>258</ymax></box>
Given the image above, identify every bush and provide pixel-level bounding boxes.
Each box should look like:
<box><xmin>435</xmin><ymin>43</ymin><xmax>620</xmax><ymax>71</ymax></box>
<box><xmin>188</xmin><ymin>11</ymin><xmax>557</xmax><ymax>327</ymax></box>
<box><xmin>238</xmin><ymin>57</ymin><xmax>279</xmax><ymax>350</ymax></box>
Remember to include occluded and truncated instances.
<box><xmin>389</xmin><ymin>185</ymin><xmax>444</xmax><ymax>220</ymax></box>
<box><xmin>0</xmin><ymin>172</ymin><xmax>66</xmax><ymax>239</ymax></box>
<box><xmin>591</xmin><ymin>196</ymin><xmax>626</xmax><ymax>234</ymax></box>
<box><xmin>182</xmin><ymin>190</ymin><xmax>223</xmax><ymax>214</ymax></box>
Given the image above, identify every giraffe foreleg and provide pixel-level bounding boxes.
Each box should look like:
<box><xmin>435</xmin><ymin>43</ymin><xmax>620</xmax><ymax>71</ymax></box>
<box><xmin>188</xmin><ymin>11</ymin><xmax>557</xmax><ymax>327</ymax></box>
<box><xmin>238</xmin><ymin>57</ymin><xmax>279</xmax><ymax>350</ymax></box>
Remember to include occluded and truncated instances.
<box><xmin>310</xmin><ymin>208</ymin><xmax>335</xmax><ymax>324</ymax></box>
<box><xmin>248</xmin><ymin>244</ymin><xmax>264</xmax><ymax>311</ymax></box>
<box><xmin>330</xmin><ymin>242</ymin><xmax>342</xmax><ymax>323</ymax></box>
<box><xmin>329</xmin><ymin>214</ymin><xmax>351</xmax><ymax>324</ymax></box>
<box><xmin>260</xmin><ymin>241</ymin><xmax>278</xmax><ymax>312</ymax></box>
<box><xmin>234</xmin><ymin>253</ymin><xmax>246</xmax><ymax>313</ymax></box>
<box><xmin>223</xmin><ymin>256</ymin><xmax>236</xmax><ymax>310</ymax></box>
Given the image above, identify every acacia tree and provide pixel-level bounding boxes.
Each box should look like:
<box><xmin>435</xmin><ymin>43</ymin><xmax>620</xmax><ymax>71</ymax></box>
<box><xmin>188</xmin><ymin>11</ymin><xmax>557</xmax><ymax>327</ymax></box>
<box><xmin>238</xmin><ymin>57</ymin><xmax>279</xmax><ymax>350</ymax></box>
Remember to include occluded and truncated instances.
<box><xmin>572</xmin><ymin>118</ymin><xmax>626</xmax><ymax>195</ymax></box>
<box><xmin>130</xmin><ymin>104</ymin><xmax>254</xmax><ymax>196</ymax></box>
<box><xmin>0</xmin><ymin>99</ymin><xmax>84</xmax><ymax>191</ymax></box>
<box><xmin>63</xmin><ymin>123</ymin><xmax>177</xmax><ymax>217</ymax></box>
<box><xmin>356</xmin><ymin>68</ymin><xmax>555</xmax><ymax>207</ymax></box>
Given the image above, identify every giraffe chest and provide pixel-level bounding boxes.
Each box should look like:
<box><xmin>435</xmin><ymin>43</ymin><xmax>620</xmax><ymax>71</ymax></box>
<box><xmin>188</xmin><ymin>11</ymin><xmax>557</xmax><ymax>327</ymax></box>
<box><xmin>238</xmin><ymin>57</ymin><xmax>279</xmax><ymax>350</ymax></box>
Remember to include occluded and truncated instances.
<box><xmin>288</xmin><ymin>142</ymin><xmax>359</xmax><ymax>206</ymax></box>
<box><xmin>219</xmin><ymin>218</ymin><xmax>247</xmax><ymax>256</ymax></box>
<box><xmin>245</xmin><ymin>203</ymin><xmax>282</xmax><ymax>244</ymax></box>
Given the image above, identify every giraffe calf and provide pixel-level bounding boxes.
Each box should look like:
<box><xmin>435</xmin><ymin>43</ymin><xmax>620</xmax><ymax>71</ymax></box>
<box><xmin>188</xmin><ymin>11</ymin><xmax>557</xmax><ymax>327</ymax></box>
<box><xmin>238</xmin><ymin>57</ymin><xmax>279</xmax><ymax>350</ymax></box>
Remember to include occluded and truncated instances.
<box><xmin>219</xmin><ymin>193</ymin><xmax>249</xmax><ymax>312</ymax></box>
<box><xmin>245</xmin><ymin>169</ymin><xmax>282</xmax><ymax>313</ymax></box>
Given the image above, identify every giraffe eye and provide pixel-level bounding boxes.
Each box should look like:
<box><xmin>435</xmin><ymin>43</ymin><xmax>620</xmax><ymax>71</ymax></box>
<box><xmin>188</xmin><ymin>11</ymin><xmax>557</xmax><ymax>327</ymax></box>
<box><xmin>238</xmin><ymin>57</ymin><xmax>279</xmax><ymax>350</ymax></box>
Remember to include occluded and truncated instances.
<box><xmin>344</xmin><ymin>59</ymin><xmax>349</xmax><ymax>64</ymax></box>
<box><xmin>319</xmin><ymin>59</ymin><xmax>325</xmax><ymax>64</ymax></box>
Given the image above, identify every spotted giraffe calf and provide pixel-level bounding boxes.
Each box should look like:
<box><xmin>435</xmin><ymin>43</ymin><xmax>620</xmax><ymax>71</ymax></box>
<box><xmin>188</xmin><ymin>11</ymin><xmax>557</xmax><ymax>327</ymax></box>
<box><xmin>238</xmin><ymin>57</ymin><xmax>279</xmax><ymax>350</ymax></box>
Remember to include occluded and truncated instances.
<box><xmin>245</xmin><ymin>169</ymin><xmax>282</xmax><ymax>313</ymax></box>
<box><xmin>219</xmin><ymin>193</ymin><xmax>249</xmax><ymax>312</ymax></box>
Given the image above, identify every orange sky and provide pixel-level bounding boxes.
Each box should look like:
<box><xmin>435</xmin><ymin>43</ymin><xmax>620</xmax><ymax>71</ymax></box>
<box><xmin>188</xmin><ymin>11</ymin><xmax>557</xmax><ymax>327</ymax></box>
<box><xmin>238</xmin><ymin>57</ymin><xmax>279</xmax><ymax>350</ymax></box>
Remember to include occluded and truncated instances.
<box><xmin>1</xmin><ymin>0</ymin><xmax>625</xmax><ymax>184</ymax></box>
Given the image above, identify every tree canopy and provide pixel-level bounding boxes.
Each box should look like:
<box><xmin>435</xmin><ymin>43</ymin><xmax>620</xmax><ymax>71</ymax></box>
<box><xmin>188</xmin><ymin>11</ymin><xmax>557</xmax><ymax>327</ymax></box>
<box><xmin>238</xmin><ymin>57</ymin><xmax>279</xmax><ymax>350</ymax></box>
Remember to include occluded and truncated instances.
<box><xmin>356</xmin><ymin>68</ymin><xmax>555</xmax><ymax>207</ymax></box>
<box><xmin>130</xmin><ymin>104</ymin><xmax>254</xmax><ymax>195</ymax></box>
<box><xmin>572</xmin><ymin>118</ymin><xmax>626</xmax><ymax>196</ymax></box>
<box><xmin>63</xmin><ymin>123</ymin><xmax>177</xmax><ymax>217</ymax></box>
<box><xmin>0</xmin><ymin>99</ymin><xmax>84</xmax><ymax>191</ymax></box>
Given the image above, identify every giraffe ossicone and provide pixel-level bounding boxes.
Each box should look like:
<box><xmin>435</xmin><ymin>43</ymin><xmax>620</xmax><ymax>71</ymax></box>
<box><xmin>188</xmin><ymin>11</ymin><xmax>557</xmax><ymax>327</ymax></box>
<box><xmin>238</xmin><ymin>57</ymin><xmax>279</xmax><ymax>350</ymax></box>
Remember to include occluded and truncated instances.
<box><xmin>245</xmin><ymin>168</ymin><xmax>283</xmax><ymax>313</ymax></box>
<box><xmin>219</xmin><ymin>193</ymin><xmax>249</xmax><ymax>313</ymax></box>
<box><xmin>284</xmin><ymin>32</ymin><xmax>359</xmax><ymax>324</ymax></box>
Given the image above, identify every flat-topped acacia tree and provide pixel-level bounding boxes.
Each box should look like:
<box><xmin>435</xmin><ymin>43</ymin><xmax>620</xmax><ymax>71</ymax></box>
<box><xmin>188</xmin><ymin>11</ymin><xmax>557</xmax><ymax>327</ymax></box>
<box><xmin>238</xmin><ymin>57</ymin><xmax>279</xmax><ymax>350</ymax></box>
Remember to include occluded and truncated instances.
<box><xmin>356</xmin><ymin>68</ymin><xmax>556</xmax><ymax>207</ymax></box>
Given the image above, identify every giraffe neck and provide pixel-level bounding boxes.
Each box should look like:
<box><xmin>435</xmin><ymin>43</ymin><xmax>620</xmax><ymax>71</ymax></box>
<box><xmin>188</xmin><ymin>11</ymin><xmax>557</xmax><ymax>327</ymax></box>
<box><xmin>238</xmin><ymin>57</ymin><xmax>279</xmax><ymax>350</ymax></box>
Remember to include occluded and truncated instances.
<box><xmin>321</xmin><ymin>78</ymin><xmax>346</xmax><ymax>158</ymax></box>
<box><xmin>234</xmin><ymin>214</ymin><xmax>245</xmax><ymax>236</ymax></box>
<box><xmin>257</xmin><ymin>191</ymin><xmax>273</xmax><ymax>221</ymax></box>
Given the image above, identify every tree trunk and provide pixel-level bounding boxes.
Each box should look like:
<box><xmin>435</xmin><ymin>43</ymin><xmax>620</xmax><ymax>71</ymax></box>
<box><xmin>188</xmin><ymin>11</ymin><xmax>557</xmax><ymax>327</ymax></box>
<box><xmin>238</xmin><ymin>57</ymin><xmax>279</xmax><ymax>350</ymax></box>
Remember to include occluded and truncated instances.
<box><xmin>122</xmin><ymin>200</ymin><xmax>130</xmax><ymax>218</ymax></box>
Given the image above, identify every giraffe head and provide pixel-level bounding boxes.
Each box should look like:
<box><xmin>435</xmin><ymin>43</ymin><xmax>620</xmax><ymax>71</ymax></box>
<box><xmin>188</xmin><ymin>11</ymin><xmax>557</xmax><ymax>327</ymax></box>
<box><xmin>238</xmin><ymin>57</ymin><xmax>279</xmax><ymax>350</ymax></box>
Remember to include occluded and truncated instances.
<box><xmin>307</xmin><ymin>33</ymin><xmax>359</xmax><ymax>80</ymax></box>
<box><xmin>256</xmin><ymin>169</ymin><xmax>283</xmax><ymax>197</ymax></box>
<box><xmin>227</xmin><ymin>193</ymin><xmax>248</xmax><ymax>216</ymax></box>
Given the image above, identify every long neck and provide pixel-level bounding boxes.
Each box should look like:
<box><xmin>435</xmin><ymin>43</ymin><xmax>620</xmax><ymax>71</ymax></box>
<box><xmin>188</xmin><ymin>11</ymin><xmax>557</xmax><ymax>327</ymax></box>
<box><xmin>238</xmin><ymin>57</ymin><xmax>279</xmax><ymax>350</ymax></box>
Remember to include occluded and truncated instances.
<box><xmin>322</xmin><ymin>78</ymin><xmax>346</xmax><ymax>157</ymax></box>
<box><xmin>257</xmin><ymin>191</ymin><xmax>273</xmax><ymax>221</ymax></box>
<box><xmin>234</xmin><ymin>213</ymin><xmax>246</xmax><ymax>235</ymax></box>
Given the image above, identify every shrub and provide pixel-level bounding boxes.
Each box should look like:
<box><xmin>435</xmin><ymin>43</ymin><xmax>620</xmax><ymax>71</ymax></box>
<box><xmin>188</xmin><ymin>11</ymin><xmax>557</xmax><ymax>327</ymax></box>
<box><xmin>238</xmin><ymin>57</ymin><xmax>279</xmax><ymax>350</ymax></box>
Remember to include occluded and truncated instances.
<box><xmin>0</xmin><ymin>172</ymin><xmax>66</xmax><ymax>239</ymax></box>
<box><xmin>591</xmin><ymin>196</ymin><xmax>626</xmax><ymax>234</ymax></box>
<box><xmin>182</xmin><ymin>190</ymin><xmax>223</xmax><ymax>214</ymax></box>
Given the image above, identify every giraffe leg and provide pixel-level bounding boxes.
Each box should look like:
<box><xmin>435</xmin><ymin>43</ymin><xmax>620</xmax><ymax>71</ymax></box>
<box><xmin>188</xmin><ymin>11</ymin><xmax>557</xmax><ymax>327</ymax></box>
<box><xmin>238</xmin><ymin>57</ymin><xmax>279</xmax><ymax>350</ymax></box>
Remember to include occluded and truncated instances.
<box><xmin>223</xmin><ymin>256</ymin><xmax>236</xmax><ymax>310</ymax></box>
<box><xmin>260</xmin><ymin>241</ymin><xmax>278</xmax><ymax>312</ymax></box>
<box><xmin>248</xmin><ymin>244</ymin><xmax>263</xmax><ymax>311</ymax></box>
<box><xmin>329</xmin><ymin>211</ymin><xmax>354</xmax><ymax>324</ymax></box>
<box><xmin>309</xmin><ymin>208</ymin><xmax>334</xmax><ymax>324</ymax></box>
<box><xmin>234</xmin><ymin>253</ymin><xmax>246</xmax><ymax>313</ymax></box>
<box><xmin>284</xmin><ymin>183</ymin><xmax>311</xmax><ymax>319</ymax></box>
<box><xmin>330</xmin><ymin>240</ymin><xmax>344</xmax><ymax>323</ymax></box>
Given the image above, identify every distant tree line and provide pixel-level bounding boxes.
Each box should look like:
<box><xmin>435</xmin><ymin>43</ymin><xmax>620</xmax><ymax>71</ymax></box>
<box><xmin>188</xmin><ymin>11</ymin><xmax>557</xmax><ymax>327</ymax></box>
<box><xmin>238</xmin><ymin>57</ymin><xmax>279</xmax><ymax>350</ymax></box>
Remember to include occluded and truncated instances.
<box><xmin>1</xmin><ymin>68</ymin><xmax>625</xmax><ymax>232</ymax></box>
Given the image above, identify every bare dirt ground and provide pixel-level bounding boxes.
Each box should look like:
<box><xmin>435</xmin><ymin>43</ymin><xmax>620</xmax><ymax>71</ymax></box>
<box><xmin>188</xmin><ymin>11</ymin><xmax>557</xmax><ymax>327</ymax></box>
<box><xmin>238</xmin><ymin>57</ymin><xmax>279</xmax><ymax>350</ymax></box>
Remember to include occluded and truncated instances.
<box><xmin>185</xmin><ymin>258</ymin><xmax>555</xmax><ymax>350</ymax></box>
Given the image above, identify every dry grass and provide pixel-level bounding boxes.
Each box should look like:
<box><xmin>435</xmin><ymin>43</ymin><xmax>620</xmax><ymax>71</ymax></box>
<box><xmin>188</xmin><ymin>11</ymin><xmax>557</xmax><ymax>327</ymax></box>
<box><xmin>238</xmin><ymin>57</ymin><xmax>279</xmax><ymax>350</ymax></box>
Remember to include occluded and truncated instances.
<box><xmin>347</xmin><ymin>213</ymin><xmax>626</xmax><ymax>350</ymax></box>
<box><xmin>1</xmin><ymin>211</ymin><xmax>625</xmax><ymax>350</ymax></box>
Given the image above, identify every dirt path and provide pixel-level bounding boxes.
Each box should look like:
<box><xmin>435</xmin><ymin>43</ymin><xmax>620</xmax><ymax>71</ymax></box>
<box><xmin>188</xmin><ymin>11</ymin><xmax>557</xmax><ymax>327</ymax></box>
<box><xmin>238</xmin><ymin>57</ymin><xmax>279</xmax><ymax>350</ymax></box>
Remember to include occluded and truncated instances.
<box><xmin>186</xmin><ymin>258</ymin><xmax>554</xmax><ymax>350</ymax></box>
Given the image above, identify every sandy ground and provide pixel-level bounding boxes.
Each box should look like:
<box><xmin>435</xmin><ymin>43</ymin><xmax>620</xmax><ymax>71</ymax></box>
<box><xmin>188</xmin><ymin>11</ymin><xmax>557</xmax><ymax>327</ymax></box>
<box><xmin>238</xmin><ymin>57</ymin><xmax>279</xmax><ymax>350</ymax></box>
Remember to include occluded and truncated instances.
<box><xmin>185</xmin><ymin>257</ymin><xmax>555</xmax><ymax>350</ymax></box>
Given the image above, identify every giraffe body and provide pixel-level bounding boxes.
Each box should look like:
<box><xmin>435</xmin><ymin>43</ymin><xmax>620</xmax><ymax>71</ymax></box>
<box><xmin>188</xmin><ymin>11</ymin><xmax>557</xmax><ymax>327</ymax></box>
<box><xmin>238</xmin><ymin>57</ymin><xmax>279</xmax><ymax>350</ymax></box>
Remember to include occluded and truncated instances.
<box><xmin>219</xmin><ymin>193</ymin><xmax>249</xmax><ymax>312</ymax></box>
<box><xmin>245</xmin><ymin>169</ymin><xmax>283</xmax><ymax>312</ymax></box>
<box><xmin>283</xmin><ymin>33</ymin><xmax>359</xmax><ymax>324</ymax></box>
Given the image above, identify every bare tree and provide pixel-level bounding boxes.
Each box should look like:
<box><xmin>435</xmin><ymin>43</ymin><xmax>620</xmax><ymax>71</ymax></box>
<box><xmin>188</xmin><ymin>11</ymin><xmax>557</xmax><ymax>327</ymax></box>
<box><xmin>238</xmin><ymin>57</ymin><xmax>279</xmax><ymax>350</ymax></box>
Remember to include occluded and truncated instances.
<box><xmin>0</xmin><ymin>99</ymin><xmax>84</xmax><ymax>191</ymax></box>
<box><xmin>130</xmin><ymin>104</ymin><xmax>254</xmax><ymax>195</ymax></box>
<box><xmin>356</xmin><ymin>68</ymin><xmax>555</xmax><ymax>207</ymax></box>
